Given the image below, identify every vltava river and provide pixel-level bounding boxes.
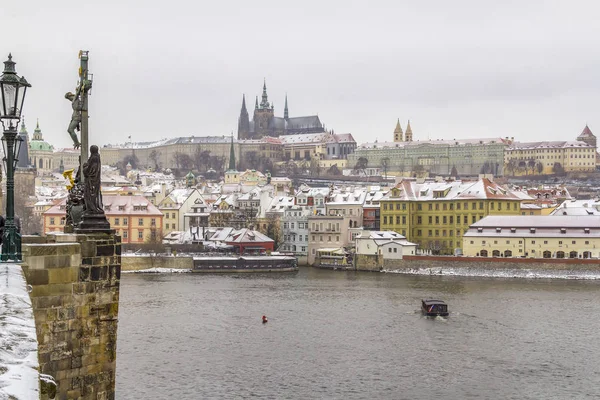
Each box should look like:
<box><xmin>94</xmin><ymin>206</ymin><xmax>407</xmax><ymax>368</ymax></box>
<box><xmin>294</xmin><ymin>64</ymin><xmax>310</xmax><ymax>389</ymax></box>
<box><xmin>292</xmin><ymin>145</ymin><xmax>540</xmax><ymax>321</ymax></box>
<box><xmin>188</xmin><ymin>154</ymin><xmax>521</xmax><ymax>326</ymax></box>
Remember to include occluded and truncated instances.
<box><xmin>116</xmin><ymin>268</ymin><xmax>600</xmax><ymax>399</ymax></box>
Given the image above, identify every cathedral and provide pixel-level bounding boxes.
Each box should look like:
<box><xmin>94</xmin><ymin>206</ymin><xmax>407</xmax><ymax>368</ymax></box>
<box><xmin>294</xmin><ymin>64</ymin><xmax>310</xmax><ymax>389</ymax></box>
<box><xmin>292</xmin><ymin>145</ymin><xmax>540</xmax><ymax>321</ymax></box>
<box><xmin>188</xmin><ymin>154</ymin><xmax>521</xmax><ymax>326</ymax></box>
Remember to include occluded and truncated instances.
<box><xmin>237</xmin><ymin>81</ymin><xmax>325</xmax><ymax>139</ymax></box>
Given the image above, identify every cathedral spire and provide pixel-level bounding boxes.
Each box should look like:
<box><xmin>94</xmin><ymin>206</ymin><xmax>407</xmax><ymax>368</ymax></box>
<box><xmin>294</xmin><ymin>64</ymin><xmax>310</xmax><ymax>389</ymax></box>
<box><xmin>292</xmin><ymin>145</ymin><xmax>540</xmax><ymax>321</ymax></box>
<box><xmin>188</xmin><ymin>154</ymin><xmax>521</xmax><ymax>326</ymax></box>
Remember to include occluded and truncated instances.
<box><xmin>405</xmin><ymin>120</ymin><xmax>413</xmax><ymax>142</ymax></box>
<box><xmin>228</xmin><ymin>133</ymin><xmax>236</xmax><ymax>171</ymax></box>
<box><xmin>284</xmin><ymin>94</ymin><xmax>289</xmax><ymax>120</ymax></box>
<box><xmin>393</xmin><ymin>118</ymin><xmax>403</xmax><ymax>142</ymax></box>
<box><xmin>260</xmin><ymin>79</ymin><xmax>270</xmax><ymax>109</ymax></box>
<box><xmin>255</xmin><ymin>96</ymin><xmax>259</xmax><ymax>110</ymax></box>
<box><xmin>237</xmin><ymin>94</ymin><xmax>250</xmax><ymax>139</ymax></box>
<box><xmin>241</xmin><ymin>94</ymin><xmax>247</xmax><ymax>113</ymax></box>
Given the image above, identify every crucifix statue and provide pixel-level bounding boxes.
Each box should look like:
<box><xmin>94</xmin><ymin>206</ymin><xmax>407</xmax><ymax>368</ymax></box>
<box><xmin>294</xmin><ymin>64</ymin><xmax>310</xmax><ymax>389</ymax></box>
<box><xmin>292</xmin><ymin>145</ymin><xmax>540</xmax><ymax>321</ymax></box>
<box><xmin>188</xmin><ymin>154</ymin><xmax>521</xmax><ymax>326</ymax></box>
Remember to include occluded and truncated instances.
<box><xmin>63</xmin><ymin>51</ymin><xmax>112</xmax><ymax>233</ymax></box>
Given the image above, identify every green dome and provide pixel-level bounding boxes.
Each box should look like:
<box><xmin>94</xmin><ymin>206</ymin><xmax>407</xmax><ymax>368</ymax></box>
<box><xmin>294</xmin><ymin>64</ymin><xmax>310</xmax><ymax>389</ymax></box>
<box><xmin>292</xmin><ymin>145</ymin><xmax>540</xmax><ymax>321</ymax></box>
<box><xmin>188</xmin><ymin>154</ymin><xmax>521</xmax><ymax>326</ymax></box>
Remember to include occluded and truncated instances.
<box><xmin>29</xmin><ymin>140</ymin><xmax>54</xmax><ymax>152</ymax></box>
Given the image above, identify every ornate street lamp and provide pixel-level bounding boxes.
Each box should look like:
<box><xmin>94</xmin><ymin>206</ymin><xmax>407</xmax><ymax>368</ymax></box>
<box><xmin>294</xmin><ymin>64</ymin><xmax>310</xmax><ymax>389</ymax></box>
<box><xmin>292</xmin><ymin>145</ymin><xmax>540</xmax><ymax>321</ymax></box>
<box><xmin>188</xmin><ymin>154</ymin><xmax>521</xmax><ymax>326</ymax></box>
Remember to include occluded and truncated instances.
<box><xmin>0</xmin><ymin>53</ymin><xmax>30</xmax><ymax>261</ymax></box>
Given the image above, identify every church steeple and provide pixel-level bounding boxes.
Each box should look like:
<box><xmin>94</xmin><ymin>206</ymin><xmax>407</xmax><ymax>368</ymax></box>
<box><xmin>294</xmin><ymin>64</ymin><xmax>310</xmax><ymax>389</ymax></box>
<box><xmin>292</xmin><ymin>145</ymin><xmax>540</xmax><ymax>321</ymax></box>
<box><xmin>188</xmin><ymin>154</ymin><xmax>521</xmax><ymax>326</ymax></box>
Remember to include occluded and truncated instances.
<box><xmin>260</xmin><ymin>79</ymin><xmax>270</xmax><ymax>109</ymax></box>
<box><xmin>255</xmin><ymin>96</ymin><xmax>259</xmax><ymax>110</ymax></box>
<box><xmin>405</xmin><ymin>120</ymin><xmax>413</xmax><ymax>142</ymax></box>
<box><xmin>393</xmin><ymin>118</ymin><xmax>403</xmax><ymax>142</ymax></box>
<box><xmin>19</xmin><ymin>116</ymin><xmax>27</xmax><ymax>134</ymax></box>
<box><xmin>33</xmin><ymin>118</ymin><xmax>43</xmax><ymax>141</ymax></box>
<box><xmin>228</xmin><ymin>133</ymin><xmax>236</xmax><ymax>171</ymax></box>
<box><xmin>284</xmin><ymin>94</ymin><xmax>289</xmax><ymax>120</ymax></box>
<box><xmin>237</xmin><ymin>94</ymin><xmax>250</xmax><ymax>139</ymax></box>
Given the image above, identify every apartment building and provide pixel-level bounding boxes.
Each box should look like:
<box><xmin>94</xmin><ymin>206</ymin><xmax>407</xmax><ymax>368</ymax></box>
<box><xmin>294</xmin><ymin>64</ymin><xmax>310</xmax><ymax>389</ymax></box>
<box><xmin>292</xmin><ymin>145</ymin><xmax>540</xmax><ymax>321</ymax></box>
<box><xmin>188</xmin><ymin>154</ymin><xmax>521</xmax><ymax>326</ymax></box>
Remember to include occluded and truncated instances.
<box><xmin>463</xmin><ymin>216</ymin><xmax>600</xmax><ymax>259</ymax></box>
<box><xmin>43</xmin><ymin>195</ymin><xmax>163</xmax><ymax>243</ymax></box>
<box><xmin>379</xmin><ymin>178</ymin><xmax>521</xmax><ymax>255</ymax></box>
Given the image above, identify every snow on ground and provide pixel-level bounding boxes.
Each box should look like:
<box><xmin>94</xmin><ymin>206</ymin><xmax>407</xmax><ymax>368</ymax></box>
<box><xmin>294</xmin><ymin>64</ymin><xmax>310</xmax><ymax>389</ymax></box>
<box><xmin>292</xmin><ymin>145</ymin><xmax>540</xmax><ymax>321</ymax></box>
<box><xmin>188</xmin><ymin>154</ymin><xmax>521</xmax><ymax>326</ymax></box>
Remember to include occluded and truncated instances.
<box><xmin>123</xmin><ymin>267</ymin><xmax>192</xmax><ymax>274</ymax></box>
<box><xmin>0</xmin><ymin>263</ymin><xmax>40</xmax><ymax>400</ymax></box>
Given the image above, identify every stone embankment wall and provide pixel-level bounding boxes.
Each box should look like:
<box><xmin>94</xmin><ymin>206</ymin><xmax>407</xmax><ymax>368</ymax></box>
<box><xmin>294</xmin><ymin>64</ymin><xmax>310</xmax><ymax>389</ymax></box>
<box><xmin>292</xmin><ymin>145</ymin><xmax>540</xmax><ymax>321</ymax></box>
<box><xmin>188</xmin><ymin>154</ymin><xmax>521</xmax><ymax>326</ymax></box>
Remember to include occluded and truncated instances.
<box><xmin>21</xmin><ymin>233</ymin><xmax>121</xmax><ymax>400</ymax></box>
<box><xmin>385</xmin><ymin>255</ymin><xmax>600</xmax><ymax>271</ymax></box>
<box><xmin>355</xmin><ymin>254</ymin><xmax>600</xmax><ymax>272</ymax></box>
<box><xmin>121</xmin><ymin>255</ymin><xmax>193</xmax><ymax>271</ymax></box>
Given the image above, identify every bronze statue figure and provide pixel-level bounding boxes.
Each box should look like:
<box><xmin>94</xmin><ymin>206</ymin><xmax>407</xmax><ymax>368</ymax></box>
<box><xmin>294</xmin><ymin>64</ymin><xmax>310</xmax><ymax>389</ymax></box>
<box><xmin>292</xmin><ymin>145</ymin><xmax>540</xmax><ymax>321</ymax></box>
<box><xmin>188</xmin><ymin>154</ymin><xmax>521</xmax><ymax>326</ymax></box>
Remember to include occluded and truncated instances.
<box><xmin>82</xmin><ymin>145</ymin><xmax>104</xmax><ymax>215</ymax></box>
<box><xmin>65</xmin><ymin>88</ymin><xmax>82</xmax><ymax>149</ymax></box>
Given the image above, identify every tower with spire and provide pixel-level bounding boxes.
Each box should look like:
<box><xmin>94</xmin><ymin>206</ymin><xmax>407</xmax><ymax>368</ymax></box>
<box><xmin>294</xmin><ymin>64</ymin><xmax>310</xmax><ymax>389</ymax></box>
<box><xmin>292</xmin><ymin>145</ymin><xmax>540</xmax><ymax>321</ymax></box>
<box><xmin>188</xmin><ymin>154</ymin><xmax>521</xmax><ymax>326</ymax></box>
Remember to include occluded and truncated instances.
<box><xmin>17</xmin><ymin>117</ymin><xmax>32</xmax><ymax>169</ymax></box>
<box><xmin>237</xmin><ymin>94</ymin><xmax>250</xmax><ymax>139</ymax></box>
<box><xmin>405</xmin><ymin>120</ymin><xmax>413</xmax><ymax>142</ymax></box>
<box><xmin>577</xmin><ymin>124</ymin><xmax>596</xmax><ymax>148</ymax></box>
<box><xmin>253</xmin><ymin>79</ymin><xmax>275</xmax><ymax>138</ymax></box>
<box><xmin>284</xmin><ymin>94</ymin><xmax>289</xmax><ymax>120</ymax></box>
<box><xmin>393</xmin><ymin>119</ymin><xmax>403</xmax><ymax>142</ymax></box>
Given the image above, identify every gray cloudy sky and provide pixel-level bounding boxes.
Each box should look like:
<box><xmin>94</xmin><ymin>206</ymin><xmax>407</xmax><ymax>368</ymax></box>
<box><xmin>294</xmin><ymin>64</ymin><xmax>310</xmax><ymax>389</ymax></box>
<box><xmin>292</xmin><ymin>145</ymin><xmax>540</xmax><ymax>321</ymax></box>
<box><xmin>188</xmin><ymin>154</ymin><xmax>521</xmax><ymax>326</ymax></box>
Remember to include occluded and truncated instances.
<box><xmin>4</xmin><ymin>0</ymin><xmax>599</xmax><ymax>148</ymax></box>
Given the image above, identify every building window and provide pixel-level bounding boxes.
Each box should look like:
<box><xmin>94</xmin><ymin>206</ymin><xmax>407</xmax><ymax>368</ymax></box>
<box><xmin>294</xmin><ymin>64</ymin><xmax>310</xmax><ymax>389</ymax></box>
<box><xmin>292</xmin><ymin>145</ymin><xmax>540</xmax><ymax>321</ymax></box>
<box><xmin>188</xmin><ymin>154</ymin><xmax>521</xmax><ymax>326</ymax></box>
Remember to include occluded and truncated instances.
<box><xmin>417</xmin><ymin>216</ymin><xmax>422</xmax><ymax>224</ymax></box>
<box><xmin>435</xmin><ymin>216</ymin><xmax>439</xmax><ymax>224</ymax></box>
<box><xmin>171</xmin><ymin>213</ymin><xmax>175</xmax><ymax>219</ymax></box>
<box><xmin>402</xmin><ymin>216</ymin><xmax>406</xmax><ymax>224</ymax></box>
<box><xmin>396</xmin><ymin>216</ymin><xmax>400</xmax><ymax>224</ymax></box>
<box><xmin>115</xmin><ymin>218</ymin><xmax>120</xmax><ymax>226</ymax></box>
<box><xmin>428</xmin><ymin>230</ymin><xmax>432</xmax><ymax>237</ymax></box>
<box><xmin>336</xmin><ymin>236</ymin><xmax>339</xmax><ymax>241</ymax></box>
<box><xmin>138</xmin><ymin>231</ymin><xmax>143</xmax><ymax>240</ymax></box>
<box><xmin>138</xmin><ymin>218</ymin><xmax>144</xmax><ymax>226</ymax></box>
<box><xmin>383</xmin><ymin>216</ymin><xmax>387</xmax><ymax>224</ymax></box>
<box><xmin>151</xmin><ymin>218</ymin><xmax>156</xmax><ymax>226</ymax></box>
<box><xmin>124</xmin><ymin>218</ymin><xmax>128</xmax><ymax>226</ymax></box>
<box><xmin>429</xmin><ymin>216</ymin><xmax>433</xmax><ymax>224</ymax></box>
<box><xmin>123</xmin><ymin>231</ymin><xmax>128</xmax><ymax>239</ymax></box>
<box><xmin>50</xmin><ymin>217</ymin><xmax>55</xmax><ymax>225</ymax></box>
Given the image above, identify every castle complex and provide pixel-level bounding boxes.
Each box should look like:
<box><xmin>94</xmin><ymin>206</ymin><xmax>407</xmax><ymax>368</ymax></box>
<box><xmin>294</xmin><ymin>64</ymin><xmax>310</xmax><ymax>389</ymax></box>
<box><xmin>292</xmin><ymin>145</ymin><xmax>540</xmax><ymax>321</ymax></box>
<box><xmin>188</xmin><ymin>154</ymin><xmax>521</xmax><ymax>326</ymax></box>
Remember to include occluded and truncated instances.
<box><xmin>237</xmin><ymin>81</ymin><xmax>325</xmax><ymax>139</ymax></box>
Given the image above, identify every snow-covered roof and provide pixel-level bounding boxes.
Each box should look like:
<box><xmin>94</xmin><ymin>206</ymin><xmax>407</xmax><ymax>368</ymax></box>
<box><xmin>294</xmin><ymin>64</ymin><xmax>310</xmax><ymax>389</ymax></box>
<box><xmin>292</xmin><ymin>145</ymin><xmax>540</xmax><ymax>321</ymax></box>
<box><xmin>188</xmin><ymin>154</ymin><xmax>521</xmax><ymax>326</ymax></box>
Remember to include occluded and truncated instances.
<box><xmin>383</xmin><ymin>178</ymin><xmax>521</xmax><ymax>201</ymax></box>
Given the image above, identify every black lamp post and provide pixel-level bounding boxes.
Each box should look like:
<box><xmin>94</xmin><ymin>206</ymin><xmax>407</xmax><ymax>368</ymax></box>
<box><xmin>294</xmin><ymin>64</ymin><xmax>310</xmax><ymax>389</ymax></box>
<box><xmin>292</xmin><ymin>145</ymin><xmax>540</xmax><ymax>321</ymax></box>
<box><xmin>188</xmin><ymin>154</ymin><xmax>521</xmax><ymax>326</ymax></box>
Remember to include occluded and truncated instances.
<box><xmin>0</xmin><ymin>54</ymin><xmax>30</xmax><ymax>261</ymax></box>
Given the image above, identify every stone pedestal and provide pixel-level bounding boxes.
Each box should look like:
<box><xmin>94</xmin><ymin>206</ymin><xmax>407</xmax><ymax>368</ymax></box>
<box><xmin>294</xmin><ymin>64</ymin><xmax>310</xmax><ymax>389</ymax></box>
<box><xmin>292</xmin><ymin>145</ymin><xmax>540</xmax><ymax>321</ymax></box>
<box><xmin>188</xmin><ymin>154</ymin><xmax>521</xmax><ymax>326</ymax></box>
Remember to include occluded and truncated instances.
<box><xmin>21</xmin><ymin>233</ymin><xmax>121</xmax><ymax>400</ymax></box>
<box><xmin>75</xmin><ymin>214</ymin><xmax>113</xmax><ymax>234</ymax></box>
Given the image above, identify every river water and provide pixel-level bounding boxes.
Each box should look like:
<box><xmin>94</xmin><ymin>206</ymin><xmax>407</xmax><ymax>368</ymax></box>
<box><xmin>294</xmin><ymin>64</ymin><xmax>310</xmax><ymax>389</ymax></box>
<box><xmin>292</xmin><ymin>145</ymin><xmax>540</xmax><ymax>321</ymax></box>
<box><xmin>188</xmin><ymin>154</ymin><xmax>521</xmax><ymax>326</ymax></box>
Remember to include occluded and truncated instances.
<box><xmin>116</xmin><ymin>268</ymin><xmax>600</xmax><ymax>399</ymax></box>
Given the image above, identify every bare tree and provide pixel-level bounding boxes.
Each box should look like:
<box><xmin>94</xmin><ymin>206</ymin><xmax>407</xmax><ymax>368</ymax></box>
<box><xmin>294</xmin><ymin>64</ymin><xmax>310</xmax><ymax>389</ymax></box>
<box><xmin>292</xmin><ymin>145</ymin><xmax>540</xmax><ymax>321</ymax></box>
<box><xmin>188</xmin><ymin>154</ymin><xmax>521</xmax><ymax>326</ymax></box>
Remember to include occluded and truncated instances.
<box><xmin>149</xmin><ymin>149</ymin><xmax>161</xmax><ymax>171</ymax></box>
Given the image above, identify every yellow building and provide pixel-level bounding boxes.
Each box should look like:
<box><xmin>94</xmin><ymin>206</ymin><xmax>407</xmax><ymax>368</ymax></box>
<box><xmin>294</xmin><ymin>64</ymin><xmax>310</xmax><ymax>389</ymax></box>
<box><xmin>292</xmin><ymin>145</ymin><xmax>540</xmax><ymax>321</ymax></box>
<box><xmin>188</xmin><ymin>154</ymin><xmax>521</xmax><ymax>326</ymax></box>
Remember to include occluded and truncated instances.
<box><xmin>463</xmin><ymin>216</ymin><xmax>600</xmax><ymax>259</ymax></box>
<box><xmin>43</xmin><ymin>195</ymin><xmax>163</xmax><ymax>243</ymax></box>
<box><xmin>505</xmin><ymin>140</ymin><xmax>596</xmax><ymax>176</ymax></box>
<box><xmin>158</xmin><ymin>188</ymin><xmax>205</xmax><ymax>235</ymax></box>
<box><xmin>379</xmin><ymin>178</ymin><xmax>521</xmax><ymax>255</ymax></box>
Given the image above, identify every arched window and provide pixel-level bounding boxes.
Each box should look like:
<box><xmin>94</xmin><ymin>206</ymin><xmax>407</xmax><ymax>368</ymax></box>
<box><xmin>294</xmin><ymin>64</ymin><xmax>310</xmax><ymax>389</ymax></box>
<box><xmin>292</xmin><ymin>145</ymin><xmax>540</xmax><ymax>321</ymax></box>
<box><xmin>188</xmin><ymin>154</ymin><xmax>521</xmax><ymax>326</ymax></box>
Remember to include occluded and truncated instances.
<box><xmin>556</xmin><ymin>251</ymin><xmax>565</xmax><ymax>259</ymax></box>
<box><xmin>504</xmin><ymin>250</ymin><xmax>512</xmax><ymax>257</ymax></box>
<box><xmin>543</xmin><ymin>250</ymin><xmax>551</xmax><ymax>258</ymax></box>
<box><xmin>492</xmin><ymin>250</ymin><xmax>500</xmax><ymax>257</ymax></box>
<box><xmin>480</xmin><ymin>250</ymin><xmax>488</xmax><ymax>257</ymax></box>
<box><xmin>569</xmin><ymin>251</ymin><xmax>578</xmax><ymax>259</ymax></box>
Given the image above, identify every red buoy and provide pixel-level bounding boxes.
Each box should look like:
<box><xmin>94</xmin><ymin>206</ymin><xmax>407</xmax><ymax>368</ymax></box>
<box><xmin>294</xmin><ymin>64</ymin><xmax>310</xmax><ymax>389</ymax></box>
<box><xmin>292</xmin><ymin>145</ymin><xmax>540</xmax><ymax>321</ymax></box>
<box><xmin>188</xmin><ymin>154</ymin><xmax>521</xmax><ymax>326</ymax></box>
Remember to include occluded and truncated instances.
<box><xmin>262</xmin><ymin>315</ymin><xmax>268</xmax><ymax>323</ymax></box>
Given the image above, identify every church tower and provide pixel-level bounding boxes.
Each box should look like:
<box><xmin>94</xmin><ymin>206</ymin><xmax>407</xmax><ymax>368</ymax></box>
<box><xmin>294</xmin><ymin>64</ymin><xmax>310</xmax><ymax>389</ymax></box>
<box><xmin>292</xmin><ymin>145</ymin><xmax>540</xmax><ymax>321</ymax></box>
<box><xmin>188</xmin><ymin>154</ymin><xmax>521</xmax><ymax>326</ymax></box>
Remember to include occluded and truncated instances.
<box><xmin>284</xmin><ymin>94</ymin><xmax>289</xmax><ymax>120</ymax></box>
<box><xmin>393</xmin><ymin>119</ymin><xmax>403</xmax><ymax>142</ymax></box>
<box><xmin>253</xmin><ymin>80</ymin><xmax>275</xmax><ymax>137</ymax></box>
<box><xmin>577</xmin><ymin>124</ymin><xmax>596</xmax><ymax>148</ymax></box>
<box><xmin>237</xmin><ymin>94</ymin><xmax>250</xmax><ymax>139</ymax></box>
<box><xmin>405</xmin><ymin>120</ymin><xmax>413</xmax><ymax>142</ymax></box>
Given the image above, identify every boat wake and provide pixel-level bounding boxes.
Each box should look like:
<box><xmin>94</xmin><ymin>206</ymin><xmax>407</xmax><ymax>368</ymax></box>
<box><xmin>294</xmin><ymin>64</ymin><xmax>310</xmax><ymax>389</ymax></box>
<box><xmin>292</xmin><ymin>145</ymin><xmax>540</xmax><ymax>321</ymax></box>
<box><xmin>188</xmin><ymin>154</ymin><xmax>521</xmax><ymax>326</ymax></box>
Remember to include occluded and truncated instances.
<box><xmin>383</xmin><ymin>267</ymin><xmax>600</xmax><ymax>280</ymax></box>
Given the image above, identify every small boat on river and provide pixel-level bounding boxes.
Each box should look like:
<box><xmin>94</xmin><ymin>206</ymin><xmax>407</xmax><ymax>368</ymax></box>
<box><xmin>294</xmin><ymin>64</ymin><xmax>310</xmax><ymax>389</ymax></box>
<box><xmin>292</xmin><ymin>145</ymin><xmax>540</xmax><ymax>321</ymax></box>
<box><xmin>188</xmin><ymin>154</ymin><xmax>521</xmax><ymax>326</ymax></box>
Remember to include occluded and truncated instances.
<box><xmin>421</xmin><ymin>299</ymin><xmax>449</xmax><ymax>317</ymax></box>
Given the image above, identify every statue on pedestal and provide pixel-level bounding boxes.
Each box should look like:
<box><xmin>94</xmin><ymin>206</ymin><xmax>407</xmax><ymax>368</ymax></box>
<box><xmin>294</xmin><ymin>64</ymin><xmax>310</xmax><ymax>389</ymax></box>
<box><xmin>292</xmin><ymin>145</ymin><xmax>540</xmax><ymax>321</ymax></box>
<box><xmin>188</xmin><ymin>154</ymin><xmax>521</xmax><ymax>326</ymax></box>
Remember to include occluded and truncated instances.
<box><xmin>76</xmin><ymin>145</ymin><xmax>111</xmax><ymax>233</ymax></box>
<box><xmin>82</xmin><ymin>145</ymin><xmax>103</xmax><ymax>215</ymax></box>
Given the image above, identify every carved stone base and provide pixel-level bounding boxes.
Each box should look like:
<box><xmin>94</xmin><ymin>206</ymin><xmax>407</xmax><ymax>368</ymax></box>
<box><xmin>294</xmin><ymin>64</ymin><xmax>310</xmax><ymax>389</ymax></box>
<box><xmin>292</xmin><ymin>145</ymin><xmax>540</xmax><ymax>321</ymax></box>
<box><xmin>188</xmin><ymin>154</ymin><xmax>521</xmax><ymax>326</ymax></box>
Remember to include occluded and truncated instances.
<box><xmin>75</xmin><ymin>213</ymin><xmax>113</xmax><ymax>234</ymax></box>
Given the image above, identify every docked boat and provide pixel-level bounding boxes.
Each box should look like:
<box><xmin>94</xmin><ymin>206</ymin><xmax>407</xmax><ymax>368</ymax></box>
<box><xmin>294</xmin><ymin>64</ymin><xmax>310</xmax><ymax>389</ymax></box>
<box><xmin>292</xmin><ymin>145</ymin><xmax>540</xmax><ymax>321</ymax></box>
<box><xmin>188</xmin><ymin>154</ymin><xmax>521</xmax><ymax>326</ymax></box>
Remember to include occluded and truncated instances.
<box><xmin>421</xmin><ymin>299</ymin><xmax>449</xmax><ymax>317</ymax></box>
<box><xmin>192</xmin><ymin>255</ymin><xmax>298</xmax><ymax>273</ymax></box>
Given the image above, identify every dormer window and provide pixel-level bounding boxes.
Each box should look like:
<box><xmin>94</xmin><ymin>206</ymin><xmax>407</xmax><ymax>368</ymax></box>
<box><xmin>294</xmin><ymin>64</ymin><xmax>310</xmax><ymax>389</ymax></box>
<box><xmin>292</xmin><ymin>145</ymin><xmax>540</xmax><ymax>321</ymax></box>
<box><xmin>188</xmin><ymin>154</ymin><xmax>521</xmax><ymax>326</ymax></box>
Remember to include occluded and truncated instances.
<box><xmin>584</xmin><ymin>228</ymin><xmax>590</xmax><ymax>234</ymax></box>
<box><xmin>477</xmin><ymin>228</ymin><xmax>483</xmax><ymax>233</ymax></box>
<box><xmin>496</xmin><ymin>228</ymin><xmax>501</xmax><ymax>233</ymax></box>
<box><xmin>530</xmin><ymin>228</ymin><xmax>536</xmax><ymax>233</ymax></box>
<box><xmin>560</xmin><ymin>228</ymin><xmax>566</xmax><ymax>234</ymax></box>
<box><xmin>511</xmin><ymin>228</ymin><xmax>516</xmax><ymax>233</ymax></box>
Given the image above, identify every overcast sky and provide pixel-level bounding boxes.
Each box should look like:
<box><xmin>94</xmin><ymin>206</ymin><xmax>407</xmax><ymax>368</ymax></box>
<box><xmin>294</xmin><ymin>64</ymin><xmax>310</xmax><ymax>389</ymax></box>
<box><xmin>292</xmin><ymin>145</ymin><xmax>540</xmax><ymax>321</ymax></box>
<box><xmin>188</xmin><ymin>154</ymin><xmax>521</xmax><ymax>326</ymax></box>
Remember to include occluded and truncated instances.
<box><xmin>4</xmin><ymin>0</ymin><xmax>599</xmax><ymax>148</ymax></box>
